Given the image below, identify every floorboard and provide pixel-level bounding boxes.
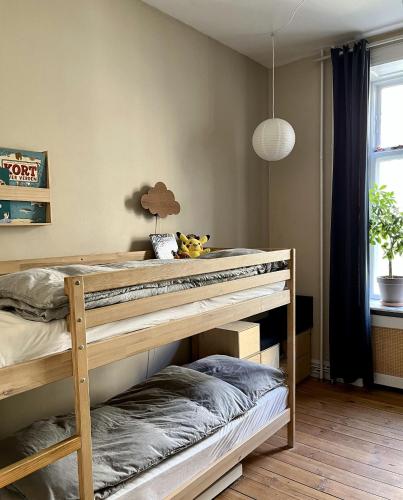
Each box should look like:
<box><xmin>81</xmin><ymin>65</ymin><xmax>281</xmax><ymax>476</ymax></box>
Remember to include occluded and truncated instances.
<box><xmin>217</xmin><ymin>378</ymin><xmax>403</xmax><ymax>500</ymax></box>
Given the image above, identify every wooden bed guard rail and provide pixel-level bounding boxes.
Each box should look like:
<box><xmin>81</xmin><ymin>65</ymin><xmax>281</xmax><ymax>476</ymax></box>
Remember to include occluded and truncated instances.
<box><xmin>0</xmin><ymin>248</ymin><xmax>296</xmax><ymax>500</ymax></box>
<box><xmin>0</xmin><ymin>436</ymin><xmax>81</xmax><ymax>489</ymax></box>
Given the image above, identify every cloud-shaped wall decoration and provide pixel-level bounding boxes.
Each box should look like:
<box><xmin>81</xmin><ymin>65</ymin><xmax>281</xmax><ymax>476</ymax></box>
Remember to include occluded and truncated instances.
<box><xmin>141</xmin><ymin>182</ymin><xmax>180</xmax><ymax>218</ymax></box>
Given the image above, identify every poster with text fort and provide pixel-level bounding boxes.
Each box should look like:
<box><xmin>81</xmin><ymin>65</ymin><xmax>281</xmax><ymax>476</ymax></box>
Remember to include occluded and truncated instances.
<box><xmin>0</xmin><ymin>148</ymin><xmax>47</xmax><ymax>224</ymax></box>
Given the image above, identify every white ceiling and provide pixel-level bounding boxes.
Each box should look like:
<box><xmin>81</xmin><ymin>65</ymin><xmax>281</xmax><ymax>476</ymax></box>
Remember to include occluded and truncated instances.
<box><xmin>142</xmin><ymin>0</ymin><xmax>403</xmax><ymax>67</ymax></box>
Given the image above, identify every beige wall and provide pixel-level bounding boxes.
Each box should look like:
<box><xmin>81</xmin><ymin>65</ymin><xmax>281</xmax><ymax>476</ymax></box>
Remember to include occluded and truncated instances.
<box><xmin>0</xmin><ymin>0</ymin><xmax>269</xmax><ymax>257</ymax></box>
<box><xmin>0</xmin><ymin>0</ymin><xmax>268</xmax><ymax>436</ymax></box>
<box><xmin>268</xmin><ymin>57</ymin><xmax>333</xmax><ymax>363</ymax></box>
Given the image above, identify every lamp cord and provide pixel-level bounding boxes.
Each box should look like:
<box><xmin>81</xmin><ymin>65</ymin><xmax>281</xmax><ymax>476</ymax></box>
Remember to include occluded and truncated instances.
<box><xmin>272</xmin><ymin>34</ymin><xmax>275</xmax><ymax>118</ymax></box>
<box><xmin>269</xmin><ymin>0</ymin><xmax>306</xmax><ymax>120</ymax></box>
<box><xmin>271</xmin><ymin>0</ymin><xmax>306</xmax><ymax>37</ymax></box>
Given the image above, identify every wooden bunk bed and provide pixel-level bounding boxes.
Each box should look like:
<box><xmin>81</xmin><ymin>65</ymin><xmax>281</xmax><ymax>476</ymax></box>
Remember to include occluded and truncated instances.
<box><xmin>0</xmin><ymin>248</ymin><xmax>296</xmax><ymax>499</ymax></box>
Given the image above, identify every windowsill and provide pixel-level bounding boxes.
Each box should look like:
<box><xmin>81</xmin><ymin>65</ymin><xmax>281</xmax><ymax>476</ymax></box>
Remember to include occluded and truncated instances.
<box><xmin>370</xmin><ymin>299</ymin><xmax>403</xmax><ymax>317</ymax></box>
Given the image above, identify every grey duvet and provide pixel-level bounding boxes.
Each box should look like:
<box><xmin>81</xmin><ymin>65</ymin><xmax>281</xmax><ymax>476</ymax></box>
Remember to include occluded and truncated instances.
<box><xmin>0</xmin><ymin>358</ymin><xmax>286</xmax><ymax>500</ymax></box>
<box><xmin>0</xmin><ymin>249</ymin><xmax>281</xmax><ymax>322</ymax></box>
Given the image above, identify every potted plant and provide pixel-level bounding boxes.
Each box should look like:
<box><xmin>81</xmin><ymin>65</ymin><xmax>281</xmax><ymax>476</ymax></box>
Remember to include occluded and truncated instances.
<box><xmin>369</xmin><ymin>184</ymin><xmax>403</xmax><ymax>306</ymax></box>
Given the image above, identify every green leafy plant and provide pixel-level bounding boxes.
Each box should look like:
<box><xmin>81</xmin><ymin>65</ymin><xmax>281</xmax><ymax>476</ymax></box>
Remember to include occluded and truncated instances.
<box><xmin>369</xmin><ymin>184</ymin><xmax>403</xmax><ymax>277</ymax></box>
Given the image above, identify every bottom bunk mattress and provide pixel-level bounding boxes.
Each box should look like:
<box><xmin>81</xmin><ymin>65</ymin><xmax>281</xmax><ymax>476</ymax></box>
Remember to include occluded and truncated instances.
<box><xmin>0</xmin><ymin>282</ymin><xmax>285</xmax><ymax>367</ymax></box>
<box><xmin>109</xmin><ymin>385</ymin><xmax>288</xmax><ymax>500</ymax></box>
<box><xmin>0</xmin><ymin>356</ymin><xmax>287</xmax><ymax>500</ymax></box>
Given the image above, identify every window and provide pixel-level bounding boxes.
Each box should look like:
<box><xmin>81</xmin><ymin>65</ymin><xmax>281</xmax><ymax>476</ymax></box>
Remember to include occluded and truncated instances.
<box><xmin>369</xmin><ymin>60</ymin><xmax>403</xmax><ymax>299</ymax></box>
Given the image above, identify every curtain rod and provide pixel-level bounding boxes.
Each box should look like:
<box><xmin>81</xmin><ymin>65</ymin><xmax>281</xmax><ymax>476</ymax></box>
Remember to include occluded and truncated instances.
<box><xmin>313</xmin><ymin>33</ymin><xmax>403</xmax><ymax>62</ymax></box>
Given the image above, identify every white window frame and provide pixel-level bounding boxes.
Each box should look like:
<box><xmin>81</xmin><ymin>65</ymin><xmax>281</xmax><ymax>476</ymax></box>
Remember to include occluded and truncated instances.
<box><xmin>369</xmin><ymin>72</ymin><xmax>403</xmax><ymax>300</ymax></box>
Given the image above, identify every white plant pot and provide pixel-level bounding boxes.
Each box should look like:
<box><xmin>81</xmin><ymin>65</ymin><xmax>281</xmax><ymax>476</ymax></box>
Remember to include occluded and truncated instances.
<box><xmin>377</xmin><ymin>276</ymin><xmax>403</xmax><ymax>306</ymax></box>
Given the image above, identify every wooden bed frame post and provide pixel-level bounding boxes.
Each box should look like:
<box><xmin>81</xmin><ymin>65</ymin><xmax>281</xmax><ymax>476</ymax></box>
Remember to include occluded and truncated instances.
<box><xmin>65</xmin><ymin>277</ymin><xmax>94</xmax><ymax>500</ymax></box>
<box><xmin>287</xmin><ymin>248</ymin><xmax>296</xmax><ymax>448</ymax></box>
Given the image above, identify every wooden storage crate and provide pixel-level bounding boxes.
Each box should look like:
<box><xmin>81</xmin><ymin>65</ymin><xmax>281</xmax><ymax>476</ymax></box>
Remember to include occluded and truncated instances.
<box><xmin>196</xmin><ymin>321</ymin><xmax>260</xmax><ymax>359</ymax></box>
<box><xmin>261</xmin><ymin>344</ymin><xmax>280</xmax><ymax>368</ymax></box>
<box><xmin>195</xmin><ymin>321</ymin><xmax>280</xmax><ymax>369</ymax></box>
<box><xmin>281</xmin><ymin>329</ymin><xmax>311</xmax><ymax>383</ymax></box>
<box><xmin>245</xmin><ymin>352</ymin><xmax>261</xmax><ymax>364</ymax></box>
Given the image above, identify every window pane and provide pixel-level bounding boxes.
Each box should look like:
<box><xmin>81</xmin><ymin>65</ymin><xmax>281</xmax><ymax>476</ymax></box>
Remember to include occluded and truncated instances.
<box><xmin>371</xmin><ymin>156</ymin><xmax>403</xmax><ymax>296</ymax></box>
<box><xmin>380</xmin><ymin>84</ymin><xmax>403</xmax><ymax>148</ymax></box>
<box><xmin>377</xmin><ymin>156</ymin><xmax>403</xmax><ymax>206</ymax></box>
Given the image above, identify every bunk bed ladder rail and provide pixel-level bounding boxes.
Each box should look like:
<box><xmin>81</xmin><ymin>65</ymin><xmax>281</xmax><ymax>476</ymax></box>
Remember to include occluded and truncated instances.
<box><xmin>0</xmin><ymin>277</ymin><xmax>94</xmax><ymax>499</ymax></box>
<box><xmin>65</xmin><ymin>276</ymin><xmax>94</xmax><ymax>499</ymax></box>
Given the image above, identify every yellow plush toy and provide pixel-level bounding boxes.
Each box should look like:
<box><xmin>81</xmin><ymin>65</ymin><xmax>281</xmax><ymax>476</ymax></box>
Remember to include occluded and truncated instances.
<box><xmin>176</xmin><ymin>233</ymin><xmax>211</xmax><ymax>258</ymax></box>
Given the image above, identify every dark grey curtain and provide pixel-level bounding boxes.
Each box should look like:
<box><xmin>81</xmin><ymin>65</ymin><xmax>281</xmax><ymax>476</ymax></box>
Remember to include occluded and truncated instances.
<box><xmin>329</xmin><ymin>40</ymin><xmax>373</xmax><ymax>386</ymax></box>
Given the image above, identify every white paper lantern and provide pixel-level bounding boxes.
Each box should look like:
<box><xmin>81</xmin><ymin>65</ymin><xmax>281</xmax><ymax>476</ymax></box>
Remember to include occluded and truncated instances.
<box><xmin>252</xmin><ymin>118</ymin><xmax>295</xmax><ymax>162</ymax></box>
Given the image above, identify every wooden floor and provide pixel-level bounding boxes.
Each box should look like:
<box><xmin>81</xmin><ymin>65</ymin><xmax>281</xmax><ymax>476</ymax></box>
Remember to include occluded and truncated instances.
<box><xmin>218</xmin><ymin>378</ymin><xmax>403</xmax><ymax>500</ymax></box>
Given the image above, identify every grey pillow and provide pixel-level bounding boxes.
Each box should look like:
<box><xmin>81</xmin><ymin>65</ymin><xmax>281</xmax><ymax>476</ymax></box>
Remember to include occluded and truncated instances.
<box><xmin>107</xmin><ymin>365</ymin><xmax>254</xmax><ymax>424</ymax></box>
<box><xmin>200</xmin><ymin>249</ymin><xmax>288</xmax><ymax>272</ymax></box>
<box><xmin>186</xmin><ymin>355</ymin><xmax>286</xmax><ymax>403</ymax></box>
<box><xmin>199</xmin><ymin>248</ymin><xmax>265</xmax><ymax>258</ymax></box>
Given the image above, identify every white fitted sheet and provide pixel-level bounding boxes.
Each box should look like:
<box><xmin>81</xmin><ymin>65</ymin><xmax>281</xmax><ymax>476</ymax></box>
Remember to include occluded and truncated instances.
<box><xmin>108</xmin><ymin>385</ymin><xmax>288</xmax><ymax>500</ymax></box>
<box><xmin>0</xmin><ymin>282</ymin><xmax>285</xmax><ymax>368</ymax></box>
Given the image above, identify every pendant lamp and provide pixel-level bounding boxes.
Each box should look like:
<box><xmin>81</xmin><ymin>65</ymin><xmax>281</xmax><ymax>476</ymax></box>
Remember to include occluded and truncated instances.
<box><xmin>252</xmin><ymin>34</ymin><xmax>295</xmax><ymax>162</ymax></box>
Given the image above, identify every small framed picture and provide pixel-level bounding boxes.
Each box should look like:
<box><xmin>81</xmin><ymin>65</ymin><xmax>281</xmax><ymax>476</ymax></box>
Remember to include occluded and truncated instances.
<box><xmin>0</xmin><ymin>147</ymin><xmax>48</xmax><ymax>224</ymax></box>
<box><xmin>150</xmin><ymin>233</ymin><xmax>178</xmax><ymax>260</ymax></box>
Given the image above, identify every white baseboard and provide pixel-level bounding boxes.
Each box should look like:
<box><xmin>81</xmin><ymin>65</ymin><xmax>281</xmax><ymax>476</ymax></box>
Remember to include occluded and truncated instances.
<box><xmin>310</xmin><ymin>359</ymin><xmax>330</xmax><ymax>380</ymax></box>
<box><xmin>310</xmin><ymin>360</ymin><xmax>403</xmax><ymax>389</ymax></box>
<box><xmin>310</xmin><ymin>360</ymin><xmax>363</xmax><ymax>387</ymax></box>
<box><xmin>374</xmin><ymin>373</ymin><xmax>403</xmax><ymax>389</ymax></box>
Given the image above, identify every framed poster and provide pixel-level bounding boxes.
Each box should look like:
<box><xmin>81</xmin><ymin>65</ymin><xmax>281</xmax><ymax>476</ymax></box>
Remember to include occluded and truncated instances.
<box><xmin>0</xmin><ymin>148</ymin><xmax>48</xmax><ymax>224</ymax></box>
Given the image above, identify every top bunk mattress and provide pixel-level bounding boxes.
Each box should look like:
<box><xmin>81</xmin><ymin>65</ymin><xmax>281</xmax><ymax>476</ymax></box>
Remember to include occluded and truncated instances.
<box><xmin>0</xmin><ymin>249</ymin><xmax>287</xmax><ymax>368</ymax></box>
<box><xmin>0</xmin><ymin>282</ymin><xmax>285</xmax><ymax>368</ymax></box>
<box><xmin>0</xmin><ymin>249</ymin><xmax>284</xmax><ymax>323</ymax></box>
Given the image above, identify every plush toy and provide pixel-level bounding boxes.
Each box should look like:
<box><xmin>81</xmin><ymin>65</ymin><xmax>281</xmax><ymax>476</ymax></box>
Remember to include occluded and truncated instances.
<box><xmin>176</xmin><ymin>232</ymin><xmax>211</xmax><ymax>258</ymax></box>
